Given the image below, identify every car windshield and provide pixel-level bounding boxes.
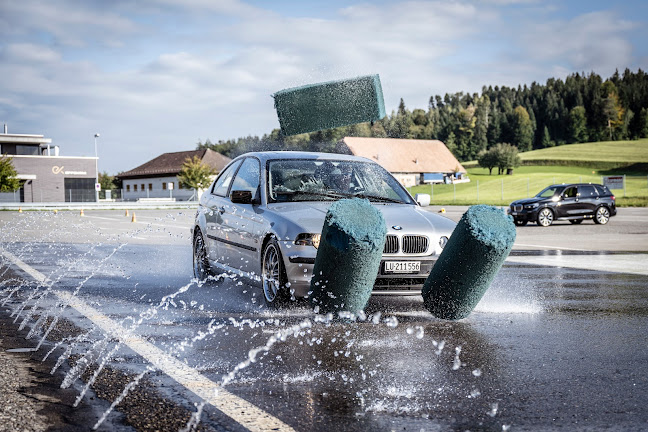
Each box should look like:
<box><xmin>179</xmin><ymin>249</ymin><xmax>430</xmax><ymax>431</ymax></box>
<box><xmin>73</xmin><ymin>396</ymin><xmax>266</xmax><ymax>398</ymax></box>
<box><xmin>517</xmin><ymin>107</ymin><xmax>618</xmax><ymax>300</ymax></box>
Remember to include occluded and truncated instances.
<box><xmin>267</xmin><ymin>159</ymin><xmax>414</xmax><ymax>204</ymax></box>
<box><xmin>536</xmin><ymin>185</ymin><xmax>564</xmax><ymax>198</ymax></box>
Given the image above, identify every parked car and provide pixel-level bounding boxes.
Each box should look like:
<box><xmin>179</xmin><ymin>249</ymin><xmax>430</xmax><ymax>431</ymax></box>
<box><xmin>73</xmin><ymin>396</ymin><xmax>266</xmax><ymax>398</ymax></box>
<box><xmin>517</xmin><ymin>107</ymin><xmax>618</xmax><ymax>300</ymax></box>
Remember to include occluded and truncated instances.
<box><xmin>508</xmin><ymin>183</ymin><xmax>616</xmax><ymax>227</ymax></box>
<box><xmin>191</xmin><ymin>151</ymin><xmax>457</xmax><ymax>305</ymax></box>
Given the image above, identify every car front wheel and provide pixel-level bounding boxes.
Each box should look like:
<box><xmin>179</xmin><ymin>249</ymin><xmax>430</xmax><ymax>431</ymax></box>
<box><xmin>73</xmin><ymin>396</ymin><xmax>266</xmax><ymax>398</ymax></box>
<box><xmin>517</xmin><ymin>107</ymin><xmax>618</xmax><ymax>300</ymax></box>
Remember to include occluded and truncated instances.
<box><xmin>193</xmin><ymin>231</ymin><xmax>211</xmax><ymax>280</ymax></box>
<box><xmin>261</xmin><ymin>238</ymin><xmax>289</xmax><ymax>306</ymax></box>
<box><xmin>537</xmin><ymin>208</ymin><xmax>554</xmax><ymax>227</ymax></box>
<box><xmin>594</xmin><ymin>206</ymin><xmax>610</xmax><ymax>225</ymax></box>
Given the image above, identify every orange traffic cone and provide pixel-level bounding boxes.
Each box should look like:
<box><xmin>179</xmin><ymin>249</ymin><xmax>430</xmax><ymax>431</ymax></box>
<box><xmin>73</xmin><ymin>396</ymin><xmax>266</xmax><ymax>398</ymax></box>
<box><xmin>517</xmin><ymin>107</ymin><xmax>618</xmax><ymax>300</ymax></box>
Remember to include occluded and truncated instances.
<box><xmin>131</xmin><ymin>212</ymin><xmax>137</xmax><ymax>223</ymax></box>
<box><xmin>125</xmin><ymin>209</ymin><xmax>129</xmax><ymax>217</ymax></box>
<box><xmin>80</xmin><ymin>208</ymin><xmax>85</xmax><ymax>217</ymax></box>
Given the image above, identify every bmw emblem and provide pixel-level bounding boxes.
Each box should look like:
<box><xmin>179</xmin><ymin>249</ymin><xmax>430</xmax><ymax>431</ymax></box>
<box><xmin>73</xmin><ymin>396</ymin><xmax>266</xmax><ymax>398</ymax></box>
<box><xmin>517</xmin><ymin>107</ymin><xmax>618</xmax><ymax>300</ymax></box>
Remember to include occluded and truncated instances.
<box><xmin>392</xmin><ymin>225</ymin><xmax>402</xmax><ymax>230</ymax></box>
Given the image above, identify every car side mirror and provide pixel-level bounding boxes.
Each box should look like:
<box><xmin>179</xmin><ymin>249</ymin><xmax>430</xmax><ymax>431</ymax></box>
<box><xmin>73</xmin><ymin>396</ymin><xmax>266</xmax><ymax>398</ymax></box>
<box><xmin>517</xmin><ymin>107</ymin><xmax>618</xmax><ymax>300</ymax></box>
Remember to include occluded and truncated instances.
<box><xmin>231</xmin><ymin>190</ymin><xmax>253</xmax><ymax>204</ymax></box>
<box><xmin>415</xmin><ymin>193</ymin><xmax>431</xmax><ymax>207</ymax></box>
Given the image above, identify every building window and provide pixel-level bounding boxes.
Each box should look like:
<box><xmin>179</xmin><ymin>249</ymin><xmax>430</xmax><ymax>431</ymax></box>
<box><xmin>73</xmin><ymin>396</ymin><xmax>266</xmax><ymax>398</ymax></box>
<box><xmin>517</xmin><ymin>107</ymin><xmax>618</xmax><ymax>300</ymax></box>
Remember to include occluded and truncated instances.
<box><xmin>141</xmin><ymin>184</ymin><xmax>144</xmax><ymax>191</ymax></box>
<box><xmin>134</xmin><ymin>184</ymin><xmax>138</xmax><ymax>192</ymax></box>
<box><xmin>64</xmin><ymin>178</ymin><xmax>95</xmax><ymax>202</ymax></box>
<box><xmin>162</xmin><ymin>182</ymin><xmax>167</xmax><ymax>190</ymax></box>
<box><xmin>126</xmin><ymin>185</ymin><xmax>130</xmax><ymax>192</ymax></box>
<box><xmin>148</xmin><ymin>183</ymin><xmax>152</xmax><ymax>190</ymax></box>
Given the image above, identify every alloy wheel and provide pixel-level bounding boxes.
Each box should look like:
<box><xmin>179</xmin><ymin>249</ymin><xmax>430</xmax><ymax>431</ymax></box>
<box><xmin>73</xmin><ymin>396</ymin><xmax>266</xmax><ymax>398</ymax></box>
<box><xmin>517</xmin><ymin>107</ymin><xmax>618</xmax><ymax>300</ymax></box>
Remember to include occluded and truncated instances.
<box><xmin>537</xmin><ymin>208</ymin><xmax>554</xmax><ymax>227</ymax></box>
<box><xmin>595</xmin><ymin>207</ymin><xmax>610</xmax><ymax>225</ymax></box>
<box><xmin>262</xmin><ymin>243</ymin><xmax>281</xmax><ymax>303</ymax></box>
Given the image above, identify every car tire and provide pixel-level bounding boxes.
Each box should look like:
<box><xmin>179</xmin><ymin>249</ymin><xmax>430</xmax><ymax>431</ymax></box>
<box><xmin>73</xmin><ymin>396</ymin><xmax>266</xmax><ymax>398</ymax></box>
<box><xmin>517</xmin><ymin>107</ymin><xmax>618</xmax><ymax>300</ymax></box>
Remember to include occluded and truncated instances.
<box><xmin>193</xmin><ymin>231</ymin><xmax>211</xmax><ymax>281</ymax></box>
<box><xmin>514</xmin><ymin>219</ymin><xmax>528</xmax><ymax>227</ymax></box>
<box><xmin>594</xmin><ymin>206</ymin><xmax>610</xmax><ymax>225</ymax></box>
<box><xmin>569</xmin><ymin>219</ymin><xmax>583</xmax><ymax>225</ymax></box>
<box><xmin>536</xmin><ymin>208</ymin><xmax>554</xmax><ymax>227</ymax></box>
<box><xmin>261</xmin><ymin>238</ymin><xmax>290</xmax><ymax>306</ymax></box>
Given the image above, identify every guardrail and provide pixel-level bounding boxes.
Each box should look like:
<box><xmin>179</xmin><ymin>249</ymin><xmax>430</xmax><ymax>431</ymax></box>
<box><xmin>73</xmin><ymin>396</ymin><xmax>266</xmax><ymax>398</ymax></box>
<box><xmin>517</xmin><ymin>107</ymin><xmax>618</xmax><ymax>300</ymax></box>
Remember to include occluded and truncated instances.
<box><xmin>0</xmin><ymin>201</ymin><xmax>198</xmax><ymax>211</ymax></box>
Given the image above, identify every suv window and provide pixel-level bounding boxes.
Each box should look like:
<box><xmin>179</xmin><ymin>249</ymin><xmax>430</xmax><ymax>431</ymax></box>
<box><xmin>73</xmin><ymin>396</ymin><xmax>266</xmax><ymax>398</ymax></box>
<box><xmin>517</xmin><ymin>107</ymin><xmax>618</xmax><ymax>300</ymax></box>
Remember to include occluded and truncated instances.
<box><xmin>563</xmin><ymin>187</ymin><xmax>577</xmax><ymax>198</ymax></box>
<box><xmin>230</xmin><ymin>158</ymin><xmax>261</xmax><ymax>199</ymax></box>
<box><xmin>595</xmin><ymin>185</ymin><xmax>611</xmax><ymax>196</ymax></box>
<box><xmin>580</xmin><ymin>185</ymin><xmax>597</xmax><ymax>197</ymax></box>
<box><xmin>212</xmin><ymin>160</ymin><xmax>242</xmax><ymax>197</ymax></box>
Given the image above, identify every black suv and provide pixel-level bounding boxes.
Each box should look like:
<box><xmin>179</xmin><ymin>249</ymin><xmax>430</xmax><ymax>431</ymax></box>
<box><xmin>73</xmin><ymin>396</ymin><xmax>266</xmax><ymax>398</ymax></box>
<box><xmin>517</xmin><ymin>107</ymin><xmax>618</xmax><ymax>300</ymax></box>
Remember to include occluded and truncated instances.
<box><xmin>508</xmin><ymin>183</ymin><xmax>617</xmax><ymax>227</ymax></box>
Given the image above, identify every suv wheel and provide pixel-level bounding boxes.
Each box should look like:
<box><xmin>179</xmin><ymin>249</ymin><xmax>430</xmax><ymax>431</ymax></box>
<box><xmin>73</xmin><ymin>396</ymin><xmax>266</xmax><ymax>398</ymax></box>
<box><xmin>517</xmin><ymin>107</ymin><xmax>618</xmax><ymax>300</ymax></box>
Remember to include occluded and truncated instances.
<box><xmin>594</xmin><ymin>206</ymin><xmax>610</xmax><ymax>225</ymax></box>
<box><xmin>193</xmin><ymin>231</ymin><xmax>211</xmax><ymax>280</ymax></box>
<box><xmin>537</xmin><ymin>208</ymin><xmax>554</xmax><ymax>227</ymax></box>
<box><xmin>261</xmin><ymin>238</ymin><xmax>290</xmax><ymax>306</ymax></box>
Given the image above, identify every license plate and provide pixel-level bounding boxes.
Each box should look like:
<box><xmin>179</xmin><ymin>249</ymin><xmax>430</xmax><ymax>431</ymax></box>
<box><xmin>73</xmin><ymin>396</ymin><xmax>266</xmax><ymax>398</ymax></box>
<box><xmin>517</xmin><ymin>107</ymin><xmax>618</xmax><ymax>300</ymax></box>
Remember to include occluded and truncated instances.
<box><xmin>511</xmin><ymin>212</ymin><xmax>518</xmax><ymax>216</ymax></box>
<box><xmin>384</xmin><ymin>261</ymin><xmax>421</xmax><ymax>274</ymax></box>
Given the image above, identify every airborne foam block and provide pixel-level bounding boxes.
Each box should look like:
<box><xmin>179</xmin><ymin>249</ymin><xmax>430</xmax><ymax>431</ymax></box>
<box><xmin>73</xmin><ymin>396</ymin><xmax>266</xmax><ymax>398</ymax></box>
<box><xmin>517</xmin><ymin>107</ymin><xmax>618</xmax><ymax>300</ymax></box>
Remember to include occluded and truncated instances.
<box><xmin>273</xmin><ymin>75</ymin><xmax>386</xmax><ymax>136</ymax></box>
<box><xmin>422</xmin><ymin>205</ymin><xmax>516</xmax><ymax>320</ymax></box>
<box><xmin>310</xmin><ymin>198</ymin><xmax>386</xmax><ymax>314</ymax></box>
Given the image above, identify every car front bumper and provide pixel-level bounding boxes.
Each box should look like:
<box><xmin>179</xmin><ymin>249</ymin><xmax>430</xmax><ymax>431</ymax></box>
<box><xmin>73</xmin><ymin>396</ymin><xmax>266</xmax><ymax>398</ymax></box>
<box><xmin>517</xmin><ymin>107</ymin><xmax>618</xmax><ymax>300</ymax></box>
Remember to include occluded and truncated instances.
<box><xmin>279</xmin><ymin>241</ymin><xmax>437</xmax><ymax>298</ymax></box>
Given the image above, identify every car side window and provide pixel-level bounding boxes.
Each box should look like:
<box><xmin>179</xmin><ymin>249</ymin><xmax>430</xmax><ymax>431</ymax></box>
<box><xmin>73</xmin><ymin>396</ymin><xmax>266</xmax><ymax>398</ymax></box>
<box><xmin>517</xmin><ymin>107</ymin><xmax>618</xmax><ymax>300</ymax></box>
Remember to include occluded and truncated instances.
<box><xmin>580</xmin><ymin>185</ymin><xmax>597</xmax><ymax>197</ymax></box>
<box><xmin>563</xmin><ymin>187</ymin><xmax>577</xmax><ymax>198</ymax></box>
<box><xmin>595</xmin><ymin>185</ymin><xmax>610</xmax><ymax>196</ymax></box>
<box><xmin>229</xmin><ymin>158</ymin><xmax>261</xmax><ymax>199</ymax></box>
<box><xmin>212</xmin><ymin>160</ymin><xmax>242</xmax><ymax>197</ymax></box>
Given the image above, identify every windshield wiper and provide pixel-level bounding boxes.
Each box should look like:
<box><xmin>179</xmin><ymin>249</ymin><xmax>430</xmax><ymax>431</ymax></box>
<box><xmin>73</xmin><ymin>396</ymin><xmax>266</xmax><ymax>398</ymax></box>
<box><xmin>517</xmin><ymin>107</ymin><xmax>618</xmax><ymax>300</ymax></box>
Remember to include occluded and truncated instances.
<box><xmin>351</xmin><ymin>193</ymin><xmax>404</xmax><ymax>203</ymax></box>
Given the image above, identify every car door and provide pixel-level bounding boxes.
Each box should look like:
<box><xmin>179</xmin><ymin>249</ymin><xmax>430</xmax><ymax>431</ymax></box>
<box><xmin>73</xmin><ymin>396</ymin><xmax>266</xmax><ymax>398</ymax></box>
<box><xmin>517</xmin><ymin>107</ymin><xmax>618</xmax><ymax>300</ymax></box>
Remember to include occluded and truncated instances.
<box><xmin>205</xmin><ymin>159</ymin><xmax>242</xmax><ymax>265</ymax></box>
<box><xmin>559</xmin><ymin>186</ymin><xmax>580</xmax><ymax>217</ymax></box>
<box><xmin>578</xmin><ymin>185</ymin><xmax>599</xmax><ymax>215</ymax></box>
<box><xmin>220</xmin><ymin>157</ymin><xmax>263</xmax><ymax>274</ymax></box>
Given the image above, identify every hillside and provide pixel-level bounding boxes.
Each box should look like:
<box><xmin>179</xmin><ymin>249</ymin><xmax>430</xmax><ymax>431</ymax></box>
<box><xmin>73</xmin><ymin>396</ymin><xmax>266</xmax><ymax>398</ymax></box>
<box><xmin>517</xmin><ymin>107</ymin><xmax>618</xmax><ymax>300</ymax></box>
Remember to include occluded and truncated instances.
<box><xmin>518</xmin><ymin>139</ymin><xmax>648</xmax><ymax>169</ymax></box>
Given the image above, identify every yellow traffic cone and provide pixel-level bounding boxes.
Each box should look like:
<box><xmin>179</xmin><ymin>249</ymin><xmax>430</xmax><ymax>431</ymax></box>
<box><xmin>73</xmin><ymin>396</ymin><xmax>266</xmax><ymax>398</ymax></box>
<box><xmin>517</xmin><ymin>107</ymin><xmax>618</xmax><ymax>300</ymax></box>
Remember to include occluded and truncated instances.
<box><xmin>53</xmin><ymin>209</ymin><xmax>58</xmax><ymax>214</ymax></box>
<box><xmin>80</xmin><ymin>208</ymin><xmax>84</xmax><ymax>217</ymax></box>
<box><xmin>18</xmin><ymin>207</ymin><xmax>22</xmax><ymax>213</ymax></box>
<box><xmin>125</xmin><ymin>209</ymin><xmax>129</xmax><ymax>217</ymax></box>
<box><xmin>439</xmin><ymin>208</ymin><xmax>446</xmax><ymax>213</ymax></box>
<box><xmin>131</xmin><ymin>212</ymin><xmax>137</xmax><ymax>223</ymax></box>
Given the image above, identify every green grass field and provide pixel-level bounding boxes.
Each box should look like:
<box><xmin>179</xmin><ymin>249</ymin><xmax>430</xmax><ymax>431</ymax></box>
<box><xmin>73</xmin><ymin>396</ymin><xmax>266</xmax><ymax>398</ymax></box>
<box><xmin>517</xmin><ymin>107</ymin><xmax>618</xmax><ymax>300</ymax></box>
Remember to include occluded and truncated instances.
<box><xmin>409</xmin><ymin>167</ymin><xmax>648</xmax><ymax>207</ymax></box>
<box><xmin>519</xmin><ymin>138</ymin><xmax>648</xmax><ymax>165</ymax></box>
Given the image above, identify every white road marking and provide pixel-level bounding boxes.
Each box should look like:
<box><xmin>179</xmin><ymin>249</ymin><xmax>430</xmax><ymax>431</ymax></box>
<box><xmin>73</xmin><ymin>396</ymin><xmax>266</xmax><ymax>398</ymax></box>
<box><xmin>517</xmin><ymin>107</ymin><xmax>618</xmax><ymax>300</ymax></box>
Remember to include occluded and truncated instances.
<box><xmin>0</xmin><ymin>249</ymin><xmax>295</xmax><ymax>432</ymax></box>
<box><xmin>506</xmin><ymin>253</ymin><xmax>648</xmax><ymax>276</ymax></box>
<box><xmin>83</xmin><ymin>215</ymin><xmax>187</xmax><ymax>230</ymax></box>
<box><xmin>513</xmin><ymin>243</ymin><xmax>589</xmax><ymax>251</ymax></box>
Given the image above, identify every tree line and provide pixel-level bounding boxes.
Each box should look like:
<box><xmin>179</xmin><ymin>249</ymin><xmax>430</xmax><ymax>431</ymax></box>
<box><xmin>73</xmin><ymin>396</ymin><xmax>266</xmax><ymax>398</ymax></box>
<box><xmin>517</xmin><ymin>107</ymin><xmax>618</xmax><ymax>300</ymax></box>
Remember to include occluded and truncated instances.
<box><xmin>197</xmin><ymin>69</ymin><xmax>648</xmax><ymax>163</ymax></box>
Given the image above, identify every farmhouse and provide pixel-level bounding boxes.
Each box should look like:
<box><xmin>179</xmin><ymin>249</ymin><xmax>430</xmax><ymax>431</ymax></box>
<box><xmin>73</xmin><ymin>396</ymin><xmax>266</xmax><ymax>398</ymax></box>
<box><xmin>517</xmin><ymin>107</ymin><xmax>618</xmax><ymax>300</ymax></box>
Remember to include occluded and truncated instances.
<box><xmin>338</xmin><ymin>137</ymin><xmax>467</xmax><ymax>188</ymax></box>
<box><xmin>117</xmin><ymin>149</ymin><xmax>231</xmax><ymax>201</ymax></box>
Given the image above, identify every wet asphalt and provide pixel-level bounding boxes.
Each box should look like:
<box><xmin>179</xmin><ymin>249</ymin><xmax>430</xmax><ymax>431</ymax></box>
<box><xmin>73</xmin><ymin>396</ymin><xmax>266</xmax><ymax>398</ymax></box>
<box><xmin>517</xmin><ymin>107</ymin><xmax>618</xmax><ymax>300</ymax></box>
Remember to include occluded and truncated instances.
<box><xmin>1</xmin><ymin>208</ymin><xmax>648</xmax><ymax>431</ymax></box>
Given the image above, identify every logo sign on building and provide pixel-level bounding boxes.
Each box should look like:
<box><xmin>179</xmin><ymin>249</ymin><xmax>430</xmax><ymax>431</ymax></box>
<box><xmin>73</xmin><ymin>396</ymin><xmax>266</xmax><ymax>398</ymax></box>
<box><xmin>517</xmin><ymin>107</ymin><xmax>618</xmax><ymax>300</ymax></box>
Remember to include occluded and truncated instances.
<box><xmin>603</xmin><ymin>176</ymin><xmax>624</xmax><ymax>190</ymax></box>
<box><xmin>95</xmin><ymin>183</ymin><xmax>101</xmax><ymax>191</ymax></box>
<box><xmin>168</xmin><ymin>182</ymin><xmax>174</xmax><ymax>190</ymax></box>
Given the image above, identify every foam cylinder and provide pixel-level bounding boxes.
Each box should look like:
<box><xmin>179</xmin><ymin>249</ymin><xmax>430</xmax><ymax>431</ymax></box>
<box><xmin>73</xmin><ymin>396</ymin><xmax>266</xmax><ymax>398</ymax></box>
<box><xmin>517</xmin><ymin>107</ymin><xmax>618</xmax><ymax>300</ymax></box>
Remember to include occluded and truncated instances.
<box><xmin>422</xmin><ymin>205</ymin><xmax>516</xmax><ymax>320</ymax></box>
<box><xmin>273</xmin><ymin>75</ymin><xmax>386</xmax><ymax>136</ymax></box>
<box><xmin>310</xmin><ymin>198</ymin><xmax>386</xmax><ymax>314</ymax></box>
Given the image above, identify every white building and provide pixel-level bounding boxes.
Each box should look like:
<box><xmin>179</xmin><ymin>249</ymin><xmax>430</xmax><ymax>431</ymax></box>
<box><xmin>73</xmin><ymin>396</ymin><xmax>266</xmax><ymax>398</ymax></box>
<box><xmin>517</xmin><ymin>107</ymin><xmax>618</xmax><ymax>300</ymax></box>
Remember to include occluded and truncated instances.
<box><xmin>117</xmin><ymin>149</ymin><xmax>231</xmax><ymax>201</ymax></box>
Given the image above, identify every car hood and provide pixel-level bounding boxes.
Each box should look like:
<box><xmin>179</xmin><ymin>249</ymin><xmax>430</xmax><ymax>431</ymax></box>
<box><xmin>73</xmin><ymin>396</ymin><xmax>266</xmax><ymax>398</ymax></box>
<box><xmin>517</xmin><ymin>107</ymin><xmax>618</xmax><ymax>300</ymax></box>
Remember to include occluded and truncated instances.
<box><xmin>510</xmin><ymin>197</ymin><xmax>547</xmax><ymax>206</ymax></box>
<box><xmin>266</xmin><ymin>201</ymin><xmax>456</xmax><ymax>237</ymax></box>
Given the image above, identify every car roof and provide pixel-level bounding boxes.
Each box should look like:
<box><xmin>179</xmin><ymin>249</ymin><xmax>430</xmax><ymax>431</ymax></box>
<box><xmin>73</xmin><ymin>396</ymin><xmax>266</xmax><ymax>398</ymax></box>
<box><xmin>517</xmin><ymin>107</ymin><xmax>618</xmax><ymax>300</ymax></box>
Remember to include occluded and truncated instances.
<box><xmin>547</xmin><ymin>183</ymin><xmax>605</xmax><ymax>187</ymax></box>
<box><xmin>232</xmin><ymin>151</ymin><xmax>373</xmax><ymax>164</ymax></box>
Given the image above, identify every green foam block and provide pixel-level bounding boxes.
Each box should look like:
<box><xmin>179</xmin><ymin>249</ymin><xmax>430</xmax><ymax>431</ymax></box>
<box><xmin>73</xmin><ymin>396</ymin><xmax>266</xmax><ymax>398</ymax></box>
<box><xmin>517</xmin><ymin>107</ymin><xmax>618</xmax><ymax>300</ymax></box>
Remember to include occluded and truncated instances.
<box><xmin>310</xmin><ymin>198</ymin><xmax>386</xmax><ymax>314</ymax></box>
<box><xmin>422</xmin><ymin>205</ymin><xmax>516</xmax><ymax>320</ymax></box>
<box><xmin>273</xmin><ymin>75</ymin><xmax>386</xmax><ymax>136</ymax></box>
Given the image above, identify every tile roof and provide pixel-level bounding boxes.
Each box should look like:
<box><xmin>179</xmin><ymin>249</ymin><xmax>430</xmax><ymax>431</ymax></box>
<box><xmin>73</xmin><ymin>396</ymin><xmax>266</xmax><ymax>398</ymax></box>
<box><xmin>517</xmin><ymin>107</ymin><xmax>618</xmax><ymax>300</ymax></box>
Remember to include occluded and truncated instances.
<box><xmin>341</xmin><ymin>137</ymin><xmax>466</xmax><ymax>173</ymax></box>
<box><xmin>117</xmin><ymin>149</ymin><xmax>231</xmax><ymax>179</ymax></box>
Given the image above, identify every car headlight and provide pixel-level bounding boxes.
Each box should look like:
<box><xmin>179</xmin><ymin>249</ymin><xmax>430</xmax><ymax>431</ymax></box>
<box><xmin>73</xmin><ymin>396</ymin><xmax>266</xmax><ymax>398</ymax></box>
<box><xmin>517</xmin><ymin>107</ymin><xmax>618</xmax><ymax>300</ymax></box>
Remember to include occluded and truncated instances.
<box><xmin>439</xmin><ymin>236</ymin><xmax>449</xmax><ymax>249</ymax></box>
<box><xmin>524</xmin><ymin>203</ymin><xmax>539</xmax><ymax>209</ymax></box>
<box><xmin>295</xmin><ymin>233</ymin><xmax>321</xmax><ymax>249</ymax></box>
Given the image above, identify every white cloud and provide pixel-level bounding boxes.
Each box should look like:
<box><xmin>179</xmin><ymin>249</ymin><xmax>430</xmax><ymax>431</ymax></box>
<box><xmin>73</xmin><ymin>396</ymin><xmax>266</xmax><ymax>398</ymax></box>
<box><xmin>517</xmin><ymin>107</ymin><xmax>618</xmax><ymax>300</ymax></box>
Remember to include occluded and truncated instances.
<box><xmin>0</xmin><ymin>1</ymin><xmax>645</xmax><ymax>173</ymax></box>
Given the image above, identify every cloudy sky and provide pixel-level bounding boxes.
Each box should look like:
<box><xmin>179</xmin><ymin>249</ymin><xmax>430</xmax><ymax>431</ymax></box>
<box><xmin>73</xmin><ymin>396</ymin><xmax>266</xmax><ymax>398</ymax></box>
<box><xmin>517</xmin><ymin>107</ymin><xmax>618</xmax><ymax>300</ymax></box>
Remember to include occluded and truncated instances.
<box><xmin>1</xmin><ymin>0</ymin><xmax>647</xmax><ymax>174</ymax></box>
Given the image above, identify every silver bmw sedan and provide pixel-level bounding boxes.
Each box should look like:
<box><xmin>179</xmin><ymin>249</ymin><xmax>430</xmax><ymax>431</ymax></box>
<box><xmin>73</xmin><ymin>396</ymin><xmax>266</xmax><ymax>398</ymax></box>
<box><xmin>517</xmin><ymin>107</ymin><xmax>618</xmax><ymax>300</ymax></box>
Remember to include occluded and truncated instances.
<box><xmin>192</xmin><ymin>151</ymin><xmax>456</xmax><ymax>305</ymax></box>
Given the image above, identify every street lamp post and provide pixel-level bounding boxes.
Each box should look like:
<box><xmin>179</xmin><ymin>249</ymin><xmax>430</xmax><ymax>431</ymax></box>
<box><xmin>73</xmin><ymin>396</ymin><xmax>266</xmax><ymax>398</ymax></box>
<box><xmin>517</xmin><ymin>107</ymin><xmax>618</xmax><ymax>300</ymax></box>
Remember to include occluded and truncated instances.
<box><xmin>94</xmin><ymin>133</ymin><xmax>100</xmax><ymax>202</ymax></box>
